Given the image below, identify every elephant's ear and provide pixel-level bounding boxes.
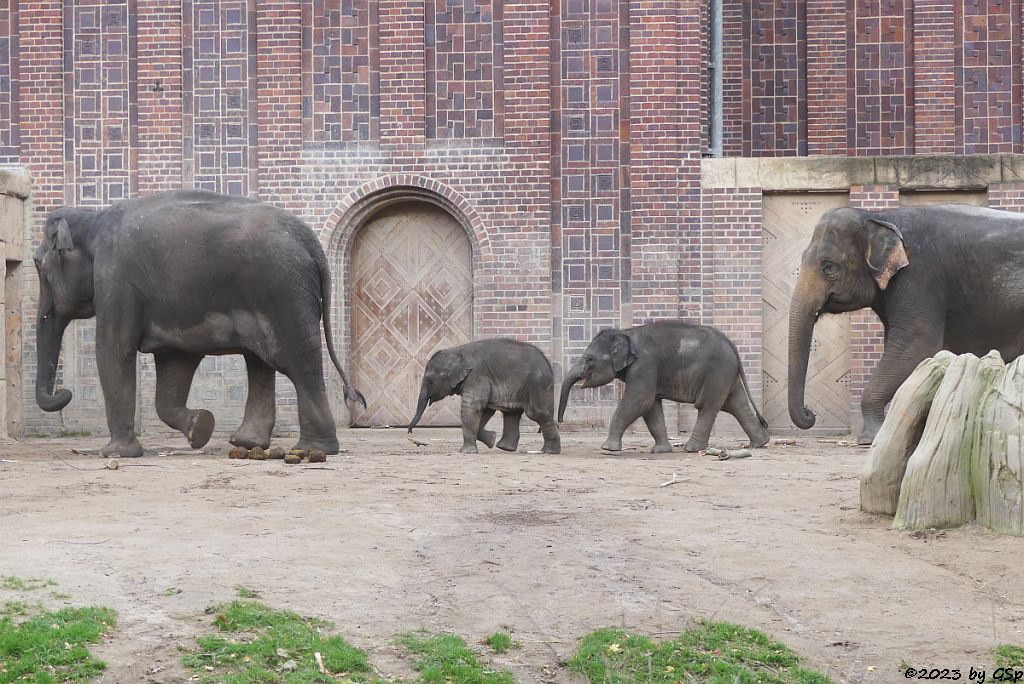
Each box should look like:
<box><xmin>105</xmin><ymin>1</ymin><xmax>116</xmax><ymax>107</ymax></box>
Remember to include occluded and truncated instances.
<box><xmin>865</xmin><ymin>218</ymin><xmax>909</xmax><ymax>290</ymax></box>
<box><xmin>445</xmin><ymin>353</ymin><xmax>472</xmax><ymax>390</ymax></box>
<box><xmin>611</xmin><ymin>333</ymin><xmax>638</xmax><ymax>373</ymax></box>
<box><xmin>46</xmin><ymin>218</ymin><xmax>74</xmax><ymax>255</ymax></box>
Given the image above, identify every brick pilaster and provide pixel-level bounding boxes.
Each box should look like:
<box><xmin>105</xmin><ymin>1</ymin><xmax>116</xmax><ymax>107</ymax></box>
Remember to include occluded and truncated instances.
<box><xmin>136</xmin><ymin>0</ymin><xmax>183</xmax><ymax>194</ymax></box>
<box><xmin>848</xmin><ymin>185</ymin><xmax>898</xmax><ymax>434</ymax></box>
<box><xmin>378</xmin><ymin>0</ymin><xmax>425</xmax><ymax>150</ymax></box>
<box><xmin>913</xmin><ymin>1</ymin><xmax>955</xmax><ymax>154</ymax></box>
<box><xmin>805</xmin><ymin>0</ymin><xmax>847</xmax><ymax>155</ymax></box>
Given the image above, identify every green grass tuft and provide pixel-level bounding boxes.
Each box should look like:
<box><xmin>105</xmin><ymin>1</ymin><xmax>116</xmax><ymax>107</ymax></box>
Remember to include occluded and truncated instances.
<box><xmin>398</xmin><ymin>630</ymin><xmax>514</xmax><ymax>684</ymax></box>
<box><xmin>1</xmin><ymin>577</ymin><xmax>56</xmax><ymax>592</ymax></box>
<box><xmin>569</xmin><ymin>621</ymin><xmax>833</xmax><ymax>684</ymax></box>
<box><xmin>0</xmin><ymin>605</ymin><xmax>117</xmax><ymax>683</ymax></box>
<box><xmin>994</xmin><ymin>644</ymin><xmax>1024</xmax><ymax>668</ymax></box>
<box><xmin>483</xmin><ymin>630</ymin><xmax>518</xmax><ymax>654</ymax></box>
<box><xmin>182</xmin><ymin>599</ymin><xmax>379</xmax><ymax>683</ymax></box>
<box><xmin>234</xmin><ymin>585</ymin><xmax>261</xmax><ymax>599</ymax></box>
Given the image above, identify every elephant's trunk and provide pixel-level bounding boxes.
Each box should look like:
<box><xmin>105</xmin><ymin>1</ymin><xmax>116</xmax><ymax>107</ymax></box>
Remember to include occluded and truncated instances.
<box><xmin>787</xmin><ymin>278</ymin><xmax>820</xmax><ymax>430</ymax></box>
<box><xmin>557</xmin><ymin>359</ymin><xmax>585</xmax><ymax>423</ymax></box>
<box><xmin>35</xmin><ymin>309</ymin><xmax>73</xmax><ymax>412</ymax></box>
<box><xmin>407</xmin><ymin>386</ymin><xmax>430</xmax><ymax>433</ymax></box>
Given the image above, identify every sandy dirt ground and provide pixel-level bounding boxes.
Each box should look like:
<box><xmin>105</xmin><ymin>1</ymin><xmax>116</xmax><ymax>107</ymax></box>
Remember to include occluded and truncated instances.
<box><xmin>0</xmin><ymin>429</ymin><xmax>1022</xmax><ymax>684</ymax></box>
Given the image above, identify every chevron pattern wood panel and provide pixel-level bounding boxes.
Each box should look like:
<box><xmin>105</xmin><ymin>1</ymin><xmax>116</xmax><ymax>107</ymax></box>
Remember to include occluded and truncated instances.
<box><xmin>350</xmin><ymin>203</ymin><xmax>473</xmax><ymax>427</ymax></box>
<box><xmin>762</xmin><ymin>193</ymin><xmax>852</xmax><ymax>431</ymax></box>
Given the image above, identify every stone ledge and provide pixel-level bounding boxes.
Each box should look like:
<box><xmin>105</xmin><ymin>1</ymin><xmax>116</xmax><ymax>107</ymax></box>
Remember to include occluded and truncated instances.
<box><xmin>0</xmin><ymin>168</ymin><xmax>30</xmax><ymax>199</ymax></box>
<box><xmin>702</xmin><ymin>154</ymin><xmax>1024</xmax><ymax>191</ymax></box>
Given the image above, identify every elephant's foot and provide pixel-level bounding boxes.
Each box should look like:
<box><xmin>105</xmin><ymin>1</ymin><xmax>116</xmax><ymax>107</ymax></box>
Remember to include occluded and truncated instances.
<box><xmin>102</xmin><ymin>438</ymin><xmax>144</xmax><ymax>459</ymax></box>
<box><xmin>496</xmin><ymin>437</ymin><xmax>519</xmax><ymax>452</ymax></box>
<box><xmin>856</xmin><ymin>433</ymin><xmax>875</xmax><ymax>446</ymax></box>
<box><xmin>229</xmin><ymin>424</ymin><xmax>272</xmax><ymax>451</ymax></box>
<box><xmin>600</xmin><ymin>438</ymin><xmax>622</xmax><ymax>452</ymax></box>
<box><xmin>185</xmin><ymin>410</ymin><xmax>216</xmax><ymax>449</ymax></box>
<box><xmin>682</xmin><ymin>437</ymin><xmax>709</xmax><ymax>453</ymax></box>
<box><xmin>477</xmin><ymin>429</ymin><xmax>497</xmax><ymax>449</ymax></box>
<box><xmin>292</xmin><ymin>435</ymin><xmax>340</xmax><ymax>455</ymax></box>
<box><xmin>460</xmin><ymin>444</ymin><xmax>479</xmax><ymax>454</ymax></box>
<box><xmin>651</xmin><ymin>443</ymin><xmax>673</xmax><ymax>454</ymax></box>
<box><xmin>749</xmin><ymin>430</ymin><xmax>771</xmax><ymax>449</ymax></box>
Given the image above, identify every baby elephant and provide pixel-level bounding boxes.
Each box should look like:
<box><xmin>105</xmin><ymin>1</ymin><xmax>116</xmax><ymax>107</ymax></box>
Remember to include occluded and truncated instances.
<box><xmin>558</xmin><ymin>321</ymin><xmax>769</xmax><ymax>453</ymax></box>
<box><xmin>408</xmin><ymin>339</ymin><xmax>561</xmax><ymax>454</ymax></box>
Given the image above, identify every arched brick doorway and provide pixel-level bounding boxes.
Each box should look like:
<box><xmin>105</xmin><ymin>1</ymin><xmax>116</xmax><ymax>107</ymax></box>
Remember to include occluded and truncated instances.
<box><xmin>349</xmin><ymin>201</ymin><xmax>473</xmax><ymax>427</ymax></box>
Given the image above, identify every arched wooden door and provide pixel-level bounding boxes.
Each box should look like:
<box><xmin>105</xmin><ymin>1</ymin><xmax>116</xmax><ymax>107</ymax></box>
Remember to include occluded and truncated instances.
<box><xmin>350</xmin><ymin>202</ymin><xmax>473</xmax><ymax>427</ymax></box>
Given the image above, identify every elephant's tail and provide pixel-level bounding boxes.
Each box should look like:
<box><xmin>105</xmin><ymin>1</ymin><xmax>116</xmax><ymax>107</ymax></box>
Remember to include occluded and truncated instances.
<box><xmin>738</xmin><ymin>360</ymin><xmax>768</xmax><ymax>430</ymax></box>
<box><xmin>317</xmin><ymin>254</ymin><xmax>368</xmax><ymax>415</ymax></box>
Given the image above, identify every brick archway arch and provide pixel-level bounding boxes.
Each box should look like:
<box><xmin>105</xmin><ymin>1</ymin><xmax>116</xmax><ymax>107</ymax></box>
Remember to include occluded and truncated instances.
<box><xmin>322</xmin><ymin>176</ymin><xmax>488</xmax><ymax>426</ymax></box>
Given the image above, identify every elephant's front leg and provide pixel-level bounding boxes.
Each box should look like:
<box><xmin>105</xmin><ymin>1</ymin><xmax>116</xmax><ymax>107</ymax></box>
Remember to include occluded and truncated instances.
<box><xmin>859</xmin><ymin>328</ymin><xmax>942</xmax><ymax>444</ymax></box>
<box><xmin>96</xmin><ymin>325</ymin><xmax>143</xmax><ymax>458</ymax></box>
<box><xmin>230</xmin><ymin>354</ymin><xmax>276</xmax><ymax>450</ymax></box>
<box><xmin>477</xmin><ymin>408</ymin><xmax>497</xmax><ymax>448</ymax></box>
<box><xmin>496</xmin><ymin>410</ymin><xmax>522</xmax><ymax>452</ymax></box>
<box><xmin>459</xmin><ymin>396</ymin><xmax>487</xmax><ymax>454</ymax></box>
<box><xmin>602</xmin><ymin>383</ymin><xmax>652</xmax><ymax>452</ymax></box>
<box><xmin>642</xmin><ymin>400</ymin><xmax>672</xmax><ymax>453</ymax></box>
<box><xmin>154</xmin><ymin>351</ymin><xmax>214</xmax><ymax>449</ymax></box>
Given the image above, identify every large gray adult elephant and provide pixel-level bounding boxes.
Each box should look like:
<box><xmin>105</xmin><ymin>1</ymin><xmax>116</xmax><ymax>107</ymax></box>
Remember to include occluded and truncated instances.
<box><xmin>558</xmin><ymin>321</ymin><xmax>769</xmax><ymax>453</ymax></box>
<box><xmin>34</xmin><ymin>189</ymin><xmax>366</xmax><ymax>458</ymax></box>
<box><xmin>789</xmin><ymin>205</ymin><xmax>1024</xmax><ymax>444</ymax></box>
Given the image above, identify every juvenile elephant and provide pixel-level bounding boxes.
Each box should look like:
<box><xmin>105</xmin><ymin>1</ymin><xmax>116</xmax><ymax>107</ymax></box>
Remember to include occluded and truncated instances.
<box><xmin>407</xmin><ymin>339</ymin><xmax>561</xmax><ymax>454</ymax></box>
<box><xmin>789</xmin><ymin>205</ymin><xmax>1024</xmax><ymax>444</ymax></box>
<box><xmin>558</xmin><ymin>321</ymin><xmax>769</xmax><ymax>453</ymax></box>
<box><xmin>34</xmin><ymin>189</ymin><xmax>366</xmax><ymax>458</ymax></box>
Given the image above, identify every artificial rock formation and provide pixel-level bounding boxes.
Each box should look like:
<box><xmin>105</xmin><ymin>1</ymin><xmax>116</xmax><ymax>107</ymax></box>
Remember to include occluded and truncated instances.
<box><xmin>860</xmin><ymin>350</ymin><xmax>1024</xmax><ymax>535</ymax></box>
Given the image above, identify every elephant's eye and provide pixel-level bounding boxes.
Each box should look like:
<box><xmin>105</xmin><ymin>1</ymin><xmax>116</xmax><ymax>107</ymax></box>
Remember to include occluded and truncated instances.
<box><xmin>821</xmin><ymin>261</ymin><xmax>840</xmax><ymax>277</ymax></box>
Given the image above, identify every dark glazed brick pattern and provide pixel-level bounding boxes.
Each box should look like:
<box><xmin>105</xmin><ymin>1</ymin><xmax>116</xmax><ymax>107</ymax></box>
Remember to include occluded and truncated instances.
<box><xmin>425</xmin><ymin>0</ymin><xmax>503</xmax><ymax>140</ymax></box>
<box><xmin>307</xmin><ymin>0</ymin><xmax>379</xmax><ymax>143</ymax></box>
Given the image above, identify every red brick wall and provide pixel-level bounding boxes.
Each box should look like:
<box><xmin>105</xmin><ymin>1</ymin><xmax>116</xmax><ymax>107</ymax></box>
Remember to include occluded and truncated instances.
<box><xmin>723</xmin><ymin>0</ymin><xmax>1023</xmax><ymax>156</ymax></box>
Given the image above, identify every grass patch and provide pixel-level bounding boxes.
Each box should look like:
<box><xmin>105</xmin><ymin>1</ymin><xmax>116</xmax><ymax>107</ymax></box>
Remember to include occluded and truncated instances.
<box><xmin>483</xmin><ymin>630</ymin><xmax>518</xmax><ymax>654</ymax></box>
<box><xmin>162</xmin><ymin>587</ymin><xmax>183</xmax><ymax>597</ymax></box>
<box><xmin>994</xmin><ymin>644</ymin><xmax>1024</xmax><ymax>668</ymax></box>
<box><xmin>1</xmin><ymin>577</ymin><xmax>55</xmax><ymax>592</ymax></box>
<box><xmin>0</xmin><ymin>605</ymin><xmax>116</xmax><ymax>683</ymax></box>
<box><xmin>182</xmin><ymin>599</ymin><xmax>380</xmax><ymax>683</ymax></box>
<box><xmin>569</xmin><ymin>621</ymin><xmax>833</xmax><ymax>684</ymax></box>
<box><xmin>234</xmin><ymin>586</ymin><xmax>260</xmax><ymax>599</ymax></box>
<box><xmin>398</xmin><ymin>630</ymin><xmax>514</xmax><ymax>684</ymax></box>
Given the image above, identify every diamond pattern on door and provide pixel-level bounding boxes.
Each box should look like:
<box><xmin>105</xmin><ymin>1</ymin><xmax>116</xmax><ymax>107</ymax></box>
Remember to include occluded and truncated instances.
<box><xmin>762</xmin><ymin>193</ymin><xmax>852</xmax><ymax>431</ymax></box>
<box><xmin>350</xmin><ymin>202</ymin><xmax>473</xmax><ymax>427</ymax></box>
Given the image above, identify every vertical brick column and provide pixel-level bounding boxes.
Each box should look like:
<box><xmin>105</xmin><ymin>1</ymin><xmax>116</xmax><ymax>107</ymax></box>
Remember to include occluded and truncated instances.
<box><xmin>720</xmin><ymin>0</ymin><xmax>743</xmax><ymax>157</ymax></box>
<box><xmin>912</xmin><ymin>1</ymin><xmax>955</xmax><ymax>154</ymax></box>
<box><xmin>256</xmin><ymin>0</ymin><xmax>303</xmax><ymax>207</ymax></box>
<box><xmin>628</xmin><ymin>0</ymin><xmax>682</xmax><ymax>323</ymax></box>
<box><xmin>700</xmin><ymin>187</ymin><xmax>763</xmax><ymax>401</ymax></box>
<box><xmin>805</xmin><ymin>0</ymin><xmax>846</xmax><ymax>155</ymax></box>
<box><xmin>18</xmin><ymin>0</ymin><xmax>64</xmax><ymax>436</ymax></box>
<box><xmin>848</xmin><ymin>185</ymin><xmax>898</xmax><ymax>434</ymax></box>
<box><xmin>378</xmin><ymin>0</ymin><xmax>425</xmax><ymax>150</ymax></box>
<box><xmin>136</xmin><ymin>0</ymin><xmax>182</xmax><ymax>194</ymax></box>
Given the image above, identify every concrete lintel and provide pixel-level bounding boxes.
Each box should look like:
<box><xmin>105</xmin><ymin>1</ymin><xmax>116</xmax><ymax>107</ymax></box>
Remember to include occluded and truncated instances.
<box><xmin>0</xmin><ymin>169</ymin><xmax>31</xmax><ymax>199</ymax></box>
<box><xmin>701</xmin><ymin>154</ymin><xmax>1024</xmax><ymax>191</ymax></box>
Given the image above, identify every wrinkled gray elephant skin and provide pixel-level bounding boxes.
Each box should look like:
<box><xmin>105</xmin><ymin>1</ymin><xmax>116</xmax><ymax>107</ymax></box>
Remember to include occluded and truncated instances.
<box><xmin>34</xmin><ymin>189</ymin><xmax>366</xmax><ymax>458</ymax></box>
<box><xmin>408</xmin><ymin>339</ymin><xmax>560</xmax><ymax>454</ymax></box>
<box><xmin>788</xmin><ymin>205</ymin><xmax>1024</xmax><ymax>445</ymax></box>
<box><xmin>558</xmin><ymin>321</ymin><xmax>769</xmax><ymax>453</ymax></box>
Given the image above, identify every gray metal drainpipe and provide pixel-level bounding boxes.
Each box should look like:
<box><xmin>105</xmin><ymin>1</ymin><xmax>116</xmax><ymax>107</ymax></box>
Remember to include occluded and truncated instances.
<box><xmin>708</xmin><ymin>0</ymin><xmax>723</xmax><ymax>157</ymax></box>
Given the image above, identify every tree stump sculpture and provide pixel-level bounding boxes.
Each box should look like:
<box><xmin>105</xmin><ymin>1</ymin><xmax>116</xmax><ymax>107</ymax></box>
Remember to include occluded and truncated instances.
<box><xmin>860</xmin><ymin>350</ymin><xmax>1024</xmax><ymax>535</ymax></box>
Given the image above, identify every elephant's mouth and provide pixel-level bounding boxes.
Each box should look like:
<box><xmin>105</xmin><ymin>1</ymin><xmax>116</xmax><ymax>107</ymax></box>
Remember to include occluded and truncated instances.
<box><xmin>580</xmin><ymin>371</ymin><xmax>594</xmax><ymax>388</ymax></box>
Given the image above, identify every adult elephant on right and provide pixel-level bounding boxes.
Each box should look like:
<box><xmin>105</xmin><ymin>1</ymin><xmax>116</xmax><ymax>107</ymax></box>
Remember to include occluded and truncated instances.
<box><xmin>788</xmin><ymin>205</ymin><xmax>1024</xmax><ymax>445</ymax></box>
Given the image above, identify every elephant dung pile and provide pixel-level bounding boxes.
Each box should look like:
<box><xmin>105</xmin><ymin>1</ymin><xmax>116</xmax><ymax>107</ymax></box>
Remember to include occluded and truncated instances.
<box><xmin>860</xmin><ymin>350</ymin><xmax>1024</xmax><ymax>536</ymax></box>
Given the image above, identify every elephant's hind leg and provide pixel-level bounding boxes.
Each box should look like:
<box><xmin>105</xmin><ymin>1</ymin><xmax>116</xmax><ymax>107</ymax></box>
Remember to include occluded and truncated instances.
<box><xmin>723</xmin><ymin>383</ymin><xmax>770</xmax><ymax>448</ymax></box>
<box><xmin>230</xmin><ymin>354</ymin><xmax>276</xmax><ymax>449</ymax></box>
<box><xmin>154</xmin><ymin>351</ymin><xmax>214</xmax><ymax>449</ymax></box>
